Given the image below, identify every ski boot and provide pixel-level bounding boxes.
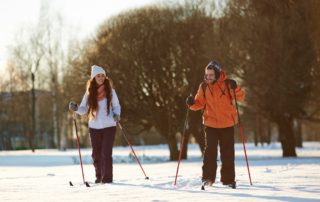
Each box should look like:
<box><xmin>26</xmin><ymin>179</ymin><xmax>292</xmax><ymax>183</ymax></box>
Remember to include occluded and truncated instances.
<box><xmin>201</xmin><ymin>180</ymin><xmax>213</xmax><ymax>190</ymax></box>
<box><xmin>223</xmin><ymin>181</ymin><xmax>236</xmax><ymax>189</ymax></box>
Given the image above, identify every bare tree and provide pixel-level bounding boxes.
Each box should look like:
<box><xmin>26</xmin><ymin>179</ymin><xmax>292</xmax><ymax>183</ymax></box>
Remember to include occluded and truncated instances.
<box><xmin>64</xmin><ymin>5</ymin><xmax>220</xmax><ymax>160</ymax></box>
<box><xmin>4</xmin><ymin>0</ymin><xmax>69</xmax><ymax>150</ymax></box>
<box><xmin>8</xmin><ymin>25</ymin><xmax>45</xmax><ymax>152</ymax></box>
<box><xmin>225</xmin><ymin>0</ymin><xmax>316</xmax><ymax>156</ymax></box>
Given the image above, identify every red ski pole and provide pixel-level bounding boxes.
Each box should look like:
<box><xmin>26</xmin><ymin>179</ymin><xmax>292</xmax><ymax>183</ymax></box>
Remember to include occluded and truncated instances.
<box><xmin>232</xmin><ymin>89</ymin><xmax>253</xmax><ymax>185</ymax></box>
<box><xmin>174</xmin><ymin>107</ymin><xmax>189</xmax><ymax>186</ymax></box>
<box><xmin>70</xmin><ymin>113</ymin><xmax>90</xmax><ymax>187</ymax></box>
<box><xmin>117</xmin><ymin>122</ymin><xmax>149</xmax><ymax>180</ymax></box>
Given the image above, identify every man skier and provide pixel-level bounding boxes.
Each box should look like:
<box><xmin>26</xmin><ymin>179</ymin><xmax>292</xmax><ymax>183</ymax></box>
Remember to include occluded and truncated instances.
<box><xmin>186</xmin><ymin>60</ymin><xmax>245</xmax><ymax>189</ymax></box>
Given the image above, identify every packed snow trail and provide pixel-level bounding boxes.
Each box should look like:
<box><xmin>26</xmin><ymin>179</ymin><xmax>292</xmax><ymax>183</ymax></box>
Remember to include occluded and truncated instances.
<box><xmin>0</xmin><ymin>143</ymin><xmax>319</xmax><ymax>201</ymax></box>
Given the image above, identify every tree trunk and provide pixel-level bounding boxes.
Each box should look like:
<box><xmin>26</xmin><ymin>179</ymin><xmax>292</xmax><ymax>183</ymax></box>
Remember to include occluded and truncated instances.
<box><xmin>59</xmin><ymin>112</ymin><xmax>68</xmax><ymax>150</ymax></box>
<box><xmin>191</xmin><ymin>127</ymin><xmax>205</xmax><ymax>157</ymax></box>
<box><xmin>254</xmin><ymin>115</ymin><xmax>260</xmax><ymax>146</ymax></box>
<box><xmin>277</xmin><ymin>117</ymin><xmax>297</xmax><ymax>157</ymax></box>
<box><xmin>189</xmin><ymin>112</ymin><xmax>205</xmax><ymax>156</ymax></box>
<box><xmin>30</xmin><ymin>72</ymin><xmax>36</xmax><ymax>152</ymax></box>
<box><xmin>294</xmin><ymin>119</ymin><xmax>303</xmax><ymax>148</ymax></box>
<box><xmin>266</xmin><ymin>121</ymin><xmax>271</xmax><ymax>145</ymax></box>
<box><xmin>167</xmin><ymin>134</ymin><xmax>179</xmax><ymax>161</ymax></box>
<box><xmin>51</xmin><ymin>72</ymin><xmax>60</xmax><ymax>149</ymax></box>
<box><xmin>0</xmin><ymin>134</ymin><xmax>3</xmax><ymax>150</ymax></box>
<box><xmin>181</xmin><ymin>132</ymin><xmax>189</xmax><ymax>159</ymax></box>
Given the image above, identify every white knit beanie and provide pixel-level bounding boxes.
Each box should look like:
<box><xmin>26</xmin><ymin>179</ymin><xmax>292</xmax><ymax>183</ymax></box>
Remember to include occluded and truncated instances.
<box><xmin>91</xmin><ymin>65</ymin><xmax>106</xmax><ymax>79</ymax></box>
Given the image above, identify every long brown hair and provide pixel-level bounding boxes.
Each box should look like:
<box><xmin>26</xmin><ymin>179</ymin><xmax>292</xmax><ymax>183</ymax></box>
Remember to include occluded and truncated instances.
<box><xmin>86</xmin><ymin>77</ymin><xmax>113</xmax><ymax>118</ymax></box>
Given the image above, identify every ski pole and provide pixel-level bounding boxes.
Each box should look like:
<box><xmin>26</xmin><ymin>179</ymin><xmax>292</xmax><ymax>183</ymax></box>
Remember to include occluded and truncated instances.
<box><xmin>117</xmin><ymin>122</ymin><xmax>149</xmax><ymax>180</ymax></box>
<box><xmin>232</xmin><ymin>89</ymin><xmax>253</xmax><ymax>185</ymax></box>
<box><xmin>174</xmin><ymin>106</ymin><xmax>190</xmax><ymax>186</ymax></box>
<box><xmin>174</xmin><ymin>72</ymin><xmax>197</xmax><ymax>186</ymax></box>
<box><xmin>70</xmin><ymin>112</ymin><xmax>90</xmax><ymax>187</ymax></box>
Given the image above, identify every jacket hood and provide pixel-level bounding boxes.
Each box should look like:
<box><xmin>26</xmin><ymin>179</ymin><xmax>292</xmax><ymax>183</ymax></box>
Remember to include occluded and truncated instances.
<box><xmin>217</xmin><ymin>70</ymin><xmax>228</xmax><ymax>82</ymax></box>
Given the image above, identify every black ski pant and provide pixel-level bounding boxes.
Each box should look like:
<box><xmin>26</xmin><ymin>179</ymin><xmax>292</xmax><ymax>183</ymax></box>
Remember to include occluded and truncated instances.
<box><xmin>202</xmin><ymin>126</ymin><xmax>235</xmax><ymax>184</ymax></box>
<box><xmin>89</xmin><ymin>127</ymin><xmax>116</xmax><ymax>183</ymax></box>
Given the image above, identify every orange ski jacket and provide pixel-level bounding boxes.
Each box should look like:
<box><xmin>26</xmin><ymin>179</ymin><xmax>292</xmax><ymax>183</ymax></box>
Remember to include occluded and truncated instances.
<box><xmin>190</xmin><ymin>71</ymin><xmax>245</xmax><ymax>128</ymax></box>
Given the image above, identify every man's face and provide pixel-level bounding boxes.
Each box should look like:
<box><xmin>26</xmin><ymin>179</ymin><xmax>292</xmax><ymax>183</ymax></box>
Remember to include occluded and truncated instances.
<box><xmin>205</xmin><ymin>69</ymin><xmax>215</xmax><ymax>84</ymax></box>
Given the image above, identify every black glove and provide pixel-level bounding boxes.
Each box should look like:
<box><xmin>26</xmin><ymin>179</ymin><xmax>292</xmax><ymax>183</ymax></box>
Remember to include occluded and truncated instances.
<box><xmin>113</xmin><ymin>114</ymin><xmax>121</xmax><ymax>122</ymax></box>
<box><xmin>228</xmin><ymin>79</ymin><xmax>237</xmax><ymax>90</ymax></box>
<box><xmin>69</xmin><ymin>101</ymin><xmax>78</xmax><ymax>111</ymax></box>
<box><xmin>186</xmin><ymin>95</ymin><xmax>195</xmax><ymax>106</ymax></box>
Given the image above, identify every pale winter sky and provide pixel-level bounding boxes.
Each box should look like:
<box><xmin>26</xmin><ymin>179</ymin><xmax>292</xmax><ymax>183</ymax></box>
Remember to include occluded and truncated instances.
<box><xmin>0</xmin><ymin>0</ymin><xmax>163</xmax><ymax>76</ymax></box>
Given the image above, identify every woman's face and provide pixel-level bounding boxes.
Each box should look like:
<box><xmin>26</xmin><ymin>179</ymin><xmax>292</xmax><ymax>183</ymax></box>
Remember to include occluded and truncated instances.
<box><xmin>95</xmin><ymin>73</ymin><xmax>106</xmax><ymax>85</ymax></box>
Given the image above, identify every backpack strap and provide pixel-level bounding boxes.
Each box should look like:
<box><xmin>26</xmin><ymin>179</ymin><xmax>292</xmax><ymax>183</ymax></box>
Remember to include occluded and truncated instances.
<box><xmin>202</xmin><ymin>80</ymin><xmax>233</xmax><ymax>102</ymax></box>
<box><xmin>200</xmin><ymin>80</ymin><xmax>233</xmax><ymax>119</ymax></box>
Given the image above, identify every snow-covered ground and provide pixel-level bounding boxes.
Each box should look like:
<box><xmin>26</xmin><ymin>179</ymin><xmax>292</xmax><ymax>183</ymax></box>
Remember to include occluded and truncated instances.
<box><xmin>0</xmin><ymin>142</ymin><xmax>319</xmax><ymax>202</ymax></box>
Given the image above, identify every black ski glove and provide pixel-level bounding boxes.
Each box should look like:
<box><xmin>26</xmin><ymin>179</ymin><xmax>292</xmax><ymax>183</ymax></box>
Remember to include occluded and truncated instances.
<box><xmin>186</xmin><ymin>95</ymin><xmax>195</xmax><ymax>106</ymax></box>
<box><xmin>228</xmin><ymin>79</ymin><xmax>237</xmax><ymax>90</ymax></box>
<box><xmin>69</xmin><ymin>101</ymin><xmax>78</xmax><ymax>111</ymax></box>
<box><xmin>113</xmin><ymin>114</ymin><xmax>121</xmax><ymax>122</ymax></box>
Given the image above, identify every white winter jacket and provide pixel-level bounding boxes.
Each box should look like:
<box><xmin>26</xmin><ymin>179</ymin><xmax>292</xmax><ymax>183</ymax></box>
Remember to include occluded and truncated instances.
<box><xmin>76</xmin><ymin>89</ymin><xmax>121</xmax><ymax>129</ymax></box>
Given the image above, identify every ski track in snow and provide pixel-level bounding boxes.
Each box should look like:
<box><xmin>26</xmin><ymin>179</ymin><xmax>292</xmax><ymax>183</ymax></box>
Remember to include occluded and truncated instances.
<box><xmin>0</xmin><ymin>142</ymin><xmax>319</xmax><ymax>202</ymax></box>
